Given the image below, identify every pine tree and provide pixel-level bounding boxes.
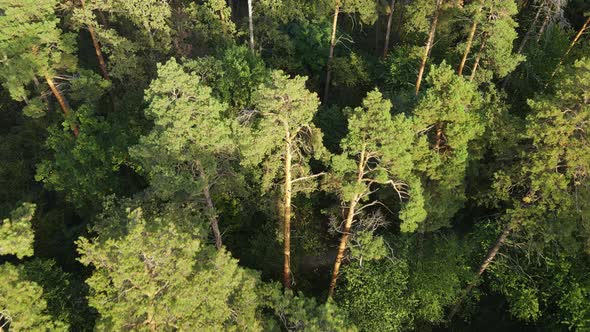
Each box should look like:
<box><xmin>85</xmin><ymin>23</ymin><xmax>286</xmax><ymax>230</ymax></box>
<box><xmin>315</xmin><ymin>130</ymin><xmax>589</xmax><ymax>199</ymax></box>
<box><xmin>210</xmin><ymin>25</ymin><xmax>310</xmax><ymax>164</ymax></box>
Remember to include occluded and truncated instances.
<box><xmin>327</xmin><ymin>90</ymin><xmax>426</xmax><ymax>297</ymax></box>
<box><xmin>0</xmin><ymin>0</ymin><xmax>79</xmax><ymax>135</ymax></box>
<box><xmin>243</xmin><ymin>70</ymin><xmax>326</xmax><ymax>288</ymax></box>
<box><xmin>131</xmin><ymin>58</ymin><xmax>234</xmax><ymax>249</ymax></box>
<box><xmin>412</xmin><ymin>62</ymin><xmax>484</xmax><ymax>232</ymax></box>
<box><xmin>0</xmin><ymin>203</ymin><xmax>68</xmax><ymax>331</ymax></box>
<box><xmin>77</xmin><ymin>207</ymin><xmax>264</xmax><ymax>330</ymax></box>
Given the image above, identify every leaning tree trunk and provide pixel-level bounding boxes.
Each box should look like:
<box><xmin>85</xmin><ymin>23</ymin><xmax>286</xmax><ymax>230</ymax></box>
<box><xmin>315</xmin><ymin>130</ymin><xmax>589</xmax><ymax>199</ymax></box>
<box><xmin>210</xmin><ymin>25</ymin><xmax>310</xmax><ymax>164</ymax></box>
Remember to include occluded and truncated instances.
<box><xmin>548</xmin><ymin>15</ymin><xmax>590</xmax><ymax>82</ymax></box>
<box><xmin>247</xmin><ymin>0</ymin><xmax>254</xmax><ymax>51</ymax></box>
<box><xmin>283</xmin><ymin>127</ymin><xmax>293</xmax><ymax>288</ymax></box>
<box><xmin>81</xmin><ymin>0</ymin><xmax>109</xmax><ymax>80</ymax></box>
<box><xmin>195</xmin><ymin>160</ymin><xmax>222</xmax><ymax>250</ymax></box>
<box><xmin>383</xmin><ymin>0</ymin><xmax>396</xmax><ymax>58</ymax></box>
<box><xmin>536</xmin><ymin>4</ymin><xmax>551</xmax><ymax>43</ymax></box>
<box><xmin>45</xmin><ymin>75</ymin><xmax>79</xmax><ymax>137</ymax></box>
<box><xmin>458</xmin><ymin>2</ymin><xmax>483</xmax><ymax>75</ymax></box>
<box><xmin>469</xmin><ymin>34</ymin><xmax>488</xmax><ymax>81</ymax></box>
<box><xmin>448</xmin><ymin>221</ymin><xmax>513</xmax><ymax>319</ymax></box>
<box><xmin>415</xmin><ymin>0</ymin><xmax>442</xmax><ymax>95</ymax></box>
<box><xmin>323</xmin><ymin>0</ymin><xmax>341</xmax><ymax>102</ymax></box>
<box><xmin>502</xmin><ymin>4</ymin><xmax>543</xmax><ymax>89</ymax></box>
<box><xmin>328</xmin><ymin>146</ymin><xmax>366</xmax><ymax>298</ymax></box>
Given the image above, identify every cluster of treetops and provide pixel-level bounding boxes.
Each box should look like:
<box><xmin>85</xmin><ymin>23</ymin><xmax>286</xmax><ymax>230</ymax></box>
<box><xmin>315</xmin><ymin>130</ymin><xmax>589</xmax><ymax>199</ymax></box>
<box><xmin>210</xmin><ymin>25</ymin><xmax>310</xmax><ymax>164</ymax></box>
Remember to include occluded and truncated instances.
<box><xmin>0</xmin><ymin>0</ymin><xmax>589</xmax><ymax>330</ymax></box>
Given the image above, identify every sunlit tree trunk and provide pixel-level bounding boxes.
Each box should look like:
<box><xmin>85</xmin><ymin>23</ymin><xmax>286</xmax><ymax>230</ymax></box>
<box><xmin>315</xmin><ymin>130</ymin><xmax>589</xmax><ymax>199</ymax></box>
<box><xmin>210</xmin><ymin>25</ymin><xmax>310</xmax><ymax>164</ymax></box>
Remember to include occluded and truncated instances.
<box><xmin>502</xmin><ymin>4</ymin><xmax>543</xmax><ymax>89</ymax></box>
<box><xmin>328</xmin><ymin>145</ymin><xmax>366</xmax><ymax>297</ymax></box>
<box><xmin>536</xmin><ymin>8</ymin><xmax>550</xmax><ymax>42</ymax></box>
<box><xmin>195</xmin><ymin>160</ymin><xmax>222</xmax><ymax>250</ymax></box>
<box><xmin>248</xmin><ymin>0</ymin><xmax>254</xmax><ymax>51</ymax></box>
<box><xmin>548</xmin><ymin>15</ymin><xmax>590</xmax><ymax>81</ymax></box>
<box><xmin>416</xmin><ymin>0</ymin><xmax>442</xmax><ymax>95</ymax></box>
<box><xmin>383</xmin><ymin>0</ymin><xmax>396</xmax><ymax>58</ymax></box>
<box><xmin>458</xmin><ymin>1</ymin><xmax>482</xmax><ymax>75</ymax></box>
<box><xmin>81</xmin><ymin>0</ymin><xmax>109</xmax><ymax>80</ymax></box>
<box><xmin>469</xmin><ymin>34</ymin><xmax>487</xmax><ymax>81</ymax></box>
<box><xmin>324</xmin><ymin>0</ymin><xmax>341</xmax><ymax>102</ymax></box>
<box><xmin>448</xmin><ymin>222</ymin><xmax>513</xmax><ymax>319</ymax></box>
<box><xmin>45</xmin><ymin>75</ymin><xmax>79</xmax><ymax>137</ymax></box>
<box><xmin>283</xmin><ymin>125</ymin><xmax>293</xmax><ymax>288</ymax></box>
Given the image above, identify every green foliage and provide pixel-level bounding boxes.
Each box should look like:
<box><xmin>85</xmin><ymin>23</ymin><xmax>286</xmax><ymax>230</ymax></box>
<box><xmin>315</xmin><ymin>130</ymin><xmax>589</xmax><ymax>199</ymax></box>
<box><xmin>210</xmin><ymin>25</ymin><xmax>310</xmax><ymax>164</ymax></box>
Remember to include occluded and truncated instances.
<box><xmin>243</xmin><ymin>70</ymin><xmax>325</xmax><ymax>191</ymax></box>
<box><xmin>131</xmin><ymin>58</ymin><xmax>234</xmax><ymax>202</ymax></box>
<box><xmin>338</xmin><ymin>234</ymin><xmax>474</xmax><ymax>331</ymax></box>
<box><xmin>35</xmin><ymin>72</ymin><xmax>133</xmax><ymax>212</ymax></box>
<box><xmin>262</xmin><ymin>285</ymin><xmax>357</xmax><ymax>331</ymax></box>
<box><xmin>412</xmin><ymin>62</ymin><xmax>485</xmax><ymax>231</ymax></box>
<box><xmin>0</xmin><ymin>202</ymin><xmax>35</xmax><ymax>259</ymax></box>
<box><xmin>78</xmin><ymin>207</ymin><xmax>264</xmax><ymax>331</ymax></box>
<box><xmin>0</xmin><ymin>263</ymin><xmax>68</xmax><ymax>331</ymax></box>
<box><xmin>0</xmin><ymin>0</ymin><xmax>77</xmax><ymax>103</ymax></box>
<box><xmin>332</xmin><ymin>89</ymin><xmax>426</xmax><ymax>231</ymax></box>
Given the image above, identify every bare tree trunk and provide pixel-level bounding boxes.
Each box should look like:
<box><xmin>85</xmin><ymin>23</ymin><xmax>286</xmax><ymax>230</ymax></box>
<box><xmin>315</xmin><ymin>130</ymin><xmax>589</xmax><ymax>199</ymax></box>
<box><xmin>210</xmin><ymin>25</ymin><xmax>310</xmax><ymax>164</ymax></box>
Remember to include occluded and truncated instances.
<box><xmin>323</xmin><ymin>0</ymin><xmax>341</xmax><ymax>102</ymax></box>
<box><xmin>501</xmin><ymin>4</ymin><xmax>544</xmax><ymax>89</ymax></box>
<box><xmin>415</xmin><ymin>0</ymin><xmax>442</xmax><ymax>95</ymax></box>
<box><xmin>547</xmin><ymin>15</ymin><xmax>590</xmax><ymax>82</ymax></box>
<box><xmin>469</xmin><ymin>34</ymin><xmax>487</xmax><ymax>81</ymax></box>
<box><xmin>328</xmin><ymin>195</ymin><xmax>359</xmax><ymax>297</ymax></box>
<box><xmin>283</xmin><ymin>127</ymin><xmax>293</xmax><ymax>289</ymax></box>
<box><xmin>195</xmin><ymin>160</ymin><xmax>222</xmax><ymax>250</ymax></box>
<box><xmin>328</xmin><ymin>145</ymin><xmax>366</xmax><ymax>298</ymax></box>
<box><xmin>45</xmin><ymin>75</ymin><xmax>79</xmax><ymax>137</ymax></box>
<box><xmin>458</xmin><ymin>2</ymin><xmax>482</xmax><ymax>75</ymax></box>
<box><xmin>81</xmin><ymin>0</ymin><xmax>109</xmax><ymax>80</ymax></box>
<box><xmin>536</xmin><ymin>10</ymin><xmax>550</xmax><ymax>42</ymax></box>
<box><xmin>517</xmin><ymin>4</ymin><xmax>543</xmax><ymax>54</ymax></box>
<box><xmin>383</xmin><ymin>0</ymin><xmax>396</xmax><ymax>58</ymax></box>
<box><xmin>247</xmin><ymin>0</ymin><xmax>254</xmax><ymax>51</ymax></box>
<box><xmin>448</xmin><ymin>222</ymin><xmax>513</xmax><ymax>319</ymax></box>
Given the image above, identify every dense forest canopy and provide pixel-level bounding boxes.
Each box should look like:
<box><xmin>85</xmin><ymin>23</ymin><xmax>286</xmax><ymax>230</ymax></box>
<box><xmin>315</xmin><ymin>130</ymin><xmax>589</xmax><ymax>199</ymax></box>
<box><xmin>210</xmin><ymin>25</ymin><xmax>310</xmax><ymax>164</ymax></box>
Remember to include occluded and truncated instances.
<box><xmin>0</xmin><ymin>0</ymin><xmax>589</xmax><ymax>330</ymax></box>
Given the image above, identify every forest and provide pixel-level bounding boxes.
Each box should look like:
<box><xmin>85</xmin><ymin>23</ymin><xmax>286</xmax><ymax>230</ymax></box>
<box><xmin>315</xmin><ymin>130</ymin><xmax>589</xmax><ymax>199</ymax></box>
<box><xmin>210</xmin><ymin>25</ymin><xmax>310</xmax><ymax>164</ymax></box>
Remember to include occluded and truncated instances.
<box><xmin>0</xmin><ymin>0</ymin><xmax>589</xmax><ymax>330</ymax></box>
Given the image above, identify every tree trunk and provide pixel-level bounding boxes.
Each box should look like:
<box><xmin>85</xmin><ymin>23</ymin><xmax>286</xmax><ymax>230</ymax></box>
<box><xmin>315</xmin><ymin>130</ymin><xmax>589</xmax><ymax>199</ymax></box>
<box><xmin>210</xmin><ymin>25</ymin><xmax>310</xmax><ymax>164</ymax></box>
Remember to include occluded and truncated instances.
<box><xmin>45</xmin><ymin>75</ymin><xmax>79</xmax><ymax>137</ymax></box>
<box><xmin>323</xmin><ymin>0</ymin><xmax>341</xmax><ymax>102</ymax></box>
<box><xmin>195</xmin><ymin>160</ymin><xmax>222</xmax><ymax>250</ymax></box>
<box><xmin>458</xmin><ymin>2</ymin><xmax>482</xmax><ymax>76</ymax></box>
<box><xmin>536</xmin><ymin>10</ymin><xmax>550</xmax><ymax>42</ymax></box>
<box><xmin>328</xmin><ymin>145</ymin><xmax>366</xmax><ymax>298</ymax></box>
<box><xmin>415</xmin><ymin>0</ymin><xmax>442</xmax><ymax>95</ymax></box>
<box><xmin>81</xmin><ymin>0</ymin><xmax>109</xmax><ymax>80</ymax></box>
<box><xmin>517</xmin><ymin>4</ymin><xmax>543</xmax><ymax>54</ymax></box>
<box><xmin>448</xmin><ymin>221</ymin><xmax>513</xmax><ymax>319</ymax></box>
<box><xmin>283</xmin><ymin>127</ymin><xmax>293</xmax><ymax>288</ymax></box>
<box><xmin>548</xmin><ymin>15</ymin><xmax>590</xmax><ymax>81</ymax></box>
<box><xmin>501</xmin><ymin>4</ymin><xmax>544</xmax><ymax>89</ymax></box>
<box><xmin>469</xmin><ymin>34</ymin><xmax>488</xmax><ymax>81</ymax></box>
<box><xmin>383</xmin><ymin>0</ymin><xmax>396</xmax><ymax>58</ymax></box>
<box><xmin>247</xmin><ymin>0</ymin><xmax>254</xmax><ymax>51</ymax></box>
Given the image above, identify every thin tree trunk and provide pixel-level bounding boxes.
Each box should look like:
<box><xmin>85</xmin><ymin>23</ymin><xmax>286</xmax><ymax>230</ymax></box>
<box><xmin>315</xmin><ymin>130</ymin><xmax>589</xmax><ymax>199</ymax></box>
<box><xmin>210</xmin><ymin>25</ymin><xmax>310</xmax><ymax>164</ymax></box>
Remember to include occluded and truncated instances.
<box><xmin>458</xmin><ymin>2</ymin><xmax>482</xmax><ymax>76</ymax></box>
<box><xmin>328</xmin><ymin>145</ymin><xmax>366</xmax><ymax>298</ymax></box>
<box><xmin>548</xmin><ymin>15</ymin><xmax>590</xmax><ymax>82</ymax></box>
<box><xmin>501</xmin><ymin>4</ymin><xmax>544</xmax><ymax>89</ymax></box>
<box><xmin>195</xmin><ymin>160</ymin><xmax>222</xmax><ymax>250</ymax></box>
<box><xmin>448</xmin><ymin>222</ymin><xmax>513</xmax><ymax>319</ymax></box>
<box><xmin>536</xmin><ymin>10</ymin><xmax>550</xmax><ymax>42</ymax></box>
<box><xmin>415</xmin><ymin>0</ymin><xmax>442</xmax><ymax>95</ymax></box>
<box><xmin>469</xmin><ymin>34</ymin><xmax>487</xmax><ymax>81</ymax></box>
<box><xmin>81</xmin><ymin>0</ymin><xmax>109</xmax><ymax>80</ymax></box>
<box><xmin>283</xmin><ymin>126</ymin><xmax>293</xmax><ymax>289</ymax></box>
<box><xmin>247</xmin><ymin>0</ymin><xmax>254</xmax><ymax>51</ymax></box>
<box><xmin>517</xmin><ymin>4</ymin><xmax>543</xmax><ymax>54</ymax></box>
<box><xmin>45</xmin><ymin>75</ymin><xmax>79</xmax><ymax>137</ymax></box>
<box><xmin>383</xmin><ymin>0</ymin><xmax>396</xmax><ymax>58</ymax></box>
<box><xmin>323</xmin><ymin>0</ymin><xmax>341</xmax><ymax>102</ymax></box>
